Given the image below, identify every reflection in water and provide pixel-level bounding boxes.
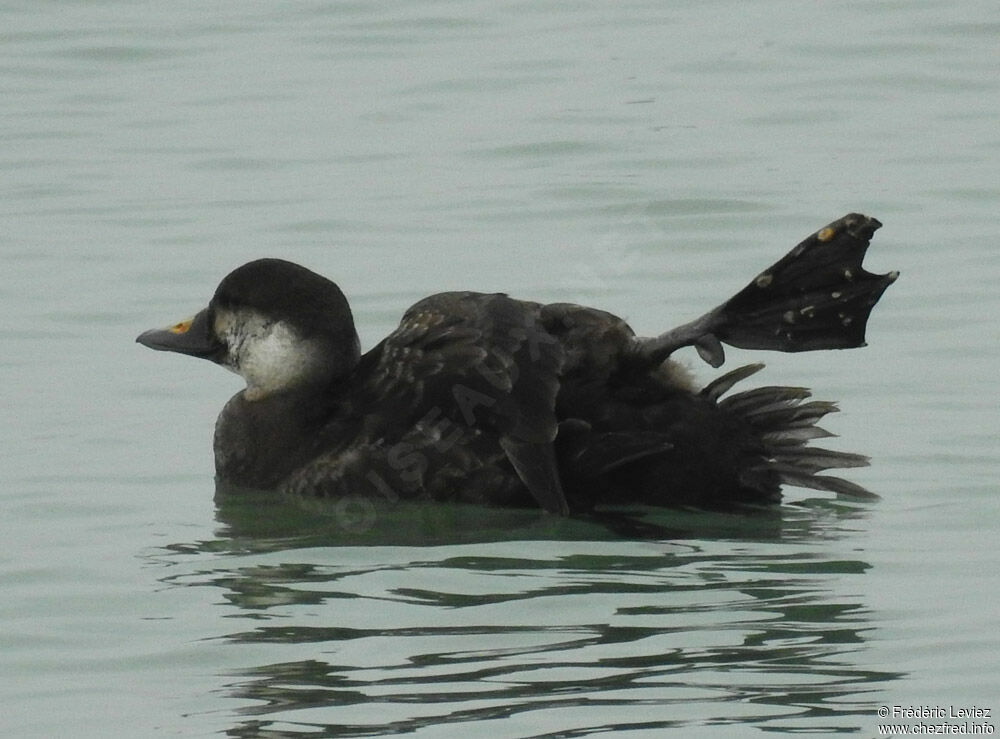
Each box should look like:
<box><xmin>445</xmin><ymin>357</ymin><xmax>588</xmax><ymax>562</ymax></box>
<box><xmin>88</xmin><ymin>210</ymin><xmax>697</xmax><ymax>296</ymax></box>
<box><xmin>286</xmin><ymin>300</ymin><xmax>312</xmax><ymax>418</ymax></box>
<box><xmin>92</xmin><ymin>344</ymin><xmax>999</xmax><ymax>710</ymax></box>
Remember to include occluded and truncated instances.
<box><xmin>157</xmin><ymin>498</ymin><xmax>901</xmax><ymax>737</ymax></box>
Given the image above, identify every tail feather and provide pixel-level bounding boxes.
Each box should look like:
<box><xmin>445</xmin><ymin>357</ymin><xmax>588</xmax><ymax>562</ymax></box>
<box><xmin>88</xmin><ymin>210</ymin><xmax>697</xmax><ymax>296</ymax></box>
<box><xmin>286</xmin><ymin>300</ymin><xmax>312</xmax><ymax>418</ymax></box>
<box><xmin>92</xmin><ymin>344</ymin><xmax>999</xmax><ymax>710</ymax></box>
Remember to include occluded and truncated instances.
<box><xmin>710</xmin><ymin>365</ymin><xmax>878</xmax><ymax>500</ymax></box>
<box><xmin>773</xmin><ymin>447</ymin><xmax>870</xmax><ymax>472</ymax></box>
<box><xmin>700</xmin><ymin>363</ymin><xmax>764</xmax><ymax>401</ymax></box>
<box><xmin>727</xmin><ymin>395</ymin><xmax>840</xmax><ymax>430</ymax></box>
<box><xmin>760</xmin><ymin>426</ymin><xmax>835</xmax><ymax>445</ymax></box>
<box><xmin>768</xmin><ymin>467</ymin><xmax>878</xmax><ymax>500</ymax></box>
<box><xmin>719</xmin><ymin>385</ymin><xmax>812</xmax><ymax>415</ymax></box>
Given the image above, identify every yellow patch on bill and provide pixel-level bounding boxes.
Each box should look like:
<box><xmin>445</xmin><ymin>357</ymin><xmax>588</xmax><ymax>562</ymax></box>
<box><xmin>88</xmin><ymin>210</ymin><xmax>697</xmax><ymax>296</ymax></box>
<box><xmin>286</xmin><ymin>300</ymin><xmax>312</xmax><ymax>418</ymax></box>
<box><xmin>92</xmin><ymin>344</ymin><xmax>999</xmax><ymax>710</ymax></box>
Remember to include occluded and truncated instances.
<box><xmin>169</xmin><ymin>318</ymin><xmax>193</xmax><ymax>334</ymax></box>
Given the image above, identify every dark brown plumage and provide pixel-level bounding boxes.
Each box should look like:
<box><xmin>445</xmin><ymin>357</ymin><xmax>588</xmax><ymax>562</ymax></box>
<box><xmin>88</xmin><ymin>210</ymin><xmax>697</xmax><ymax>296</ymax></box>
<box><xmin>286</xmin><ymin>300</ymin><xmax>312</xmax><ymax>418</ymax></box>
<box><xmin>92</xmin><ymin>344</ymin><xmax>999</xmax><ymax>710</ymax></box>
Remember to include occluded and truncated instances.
<box><xmin>137</xmin><ymin>214</ymin><xmax>897</xmax><ymax>514</ymax></box>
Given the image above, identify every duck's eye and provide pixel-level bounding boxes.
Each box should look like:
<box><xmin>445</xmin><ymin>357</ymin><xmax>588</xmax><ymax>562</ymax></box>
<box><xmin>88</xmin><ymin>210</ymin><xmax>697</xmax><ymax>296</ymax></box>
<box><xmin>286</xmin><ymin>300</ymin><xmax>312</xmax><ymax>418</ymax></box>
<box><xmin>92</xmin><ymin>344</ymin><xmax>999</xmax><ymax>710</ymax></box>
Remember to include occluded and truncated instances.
<box><xmin>169</xmin><ymin>318</ymin><xmax>193</xmax><ymax>334</ymax></box>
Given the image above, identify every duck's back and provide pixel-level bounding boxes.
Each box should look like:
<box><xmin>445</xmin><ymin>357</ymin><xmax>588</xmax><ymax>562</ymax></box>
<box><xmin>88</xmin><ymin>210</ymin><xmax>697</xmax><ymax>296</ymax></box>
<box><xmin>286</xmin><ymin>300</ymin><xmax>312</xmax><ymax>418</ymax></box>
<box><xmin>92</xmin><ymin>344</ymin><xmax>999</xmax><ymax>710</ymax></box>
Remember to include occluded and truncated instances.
<box><xmin>535</xmin><ymin>302</ymin><xmax>781</xmax><ymax>507</ymax></box>
<box><xmin>282</xmin><ymin>292</ymin><xmax>566</xmax><ymax>509</ymax></box>
<box><xmin>277</xmin><ymin>292</ymin><xmax>795</xmax><ymax>510</ymax></box>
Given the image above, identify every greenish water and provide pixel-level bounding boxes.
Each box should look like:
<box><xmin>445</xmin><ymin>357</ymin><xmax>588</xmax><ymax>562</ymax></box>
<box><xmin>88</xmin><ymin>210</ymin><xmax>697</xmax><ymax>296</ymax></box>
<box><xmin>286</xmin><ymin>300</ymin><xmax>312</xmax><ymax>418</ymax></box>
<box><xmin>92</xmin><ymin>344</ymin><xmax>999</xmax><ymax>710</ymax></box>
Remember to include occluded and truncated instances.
<box><xmin>3</xmin><ymin>1</ymin><xmax>999</xmax><ymax>736</ymax></box>
<box><xmin>155</xmin><ymin>496</ymin><xmax>892</xmax><ymax>736</ymax></box>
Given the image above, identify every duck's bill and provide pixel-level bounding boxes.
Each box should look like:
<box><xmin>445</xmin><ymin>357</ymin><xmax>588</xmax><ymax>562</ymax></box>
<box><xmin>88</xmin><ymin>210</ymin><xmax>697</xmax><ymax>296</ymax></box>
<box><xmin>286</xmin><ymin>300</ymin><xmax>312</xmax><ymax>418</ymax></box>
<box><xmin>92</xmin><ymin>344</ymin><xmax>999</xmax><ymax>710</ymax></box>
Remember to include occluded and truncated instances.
<box><xmin>136</xmin><ymin>308</ymin><xmax>222</xmax><ymax>359</ymax></box>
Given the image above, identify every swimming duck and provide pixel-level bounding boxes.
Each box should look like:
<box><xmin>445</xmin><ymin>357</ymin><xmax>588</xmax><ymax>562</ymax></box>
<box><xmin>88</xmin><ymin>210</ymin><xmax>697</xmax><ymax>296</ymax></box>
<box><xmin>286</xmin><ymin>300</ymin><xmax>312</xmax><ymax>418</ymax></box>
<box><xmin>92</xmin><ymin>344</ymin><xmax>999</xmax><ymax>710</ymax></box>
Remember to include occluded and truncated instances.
<box><xmin>137</xmin><ymin>213</ymin><xmax>896</xmax><ymax>514</ymax></box>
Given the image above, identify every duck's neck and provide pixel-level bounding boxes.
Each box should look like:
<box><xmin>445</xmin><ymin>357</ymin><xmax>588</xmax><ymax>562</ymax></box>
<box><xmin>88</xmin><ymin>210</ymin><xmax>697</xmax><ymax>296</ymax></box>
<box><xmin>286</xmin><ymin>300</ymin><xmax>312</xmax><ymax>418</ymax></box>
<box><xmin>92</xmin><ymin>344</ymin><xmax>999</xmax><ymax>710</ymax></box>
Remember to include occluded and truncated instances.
<box><xmin>213</xmin><ymin>383</ymin><xmax>333</xmax><ymax>491</ymax></box>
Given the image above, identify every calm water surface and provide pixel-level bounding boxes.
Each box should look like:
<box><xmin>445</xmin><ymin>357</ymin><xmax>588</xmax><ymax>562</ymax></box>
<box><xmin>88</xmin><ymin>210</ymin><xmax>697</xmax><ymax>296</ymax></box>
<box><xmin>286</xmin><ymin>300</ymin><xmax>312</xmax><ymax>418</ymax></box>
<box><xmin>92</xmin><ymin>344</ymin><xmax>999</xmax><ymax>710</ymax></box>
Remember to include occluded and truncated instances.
<box><xmin>2</xmin><ymin>2</ymin><xmax>999</xmax><ymax>737</ymax></box>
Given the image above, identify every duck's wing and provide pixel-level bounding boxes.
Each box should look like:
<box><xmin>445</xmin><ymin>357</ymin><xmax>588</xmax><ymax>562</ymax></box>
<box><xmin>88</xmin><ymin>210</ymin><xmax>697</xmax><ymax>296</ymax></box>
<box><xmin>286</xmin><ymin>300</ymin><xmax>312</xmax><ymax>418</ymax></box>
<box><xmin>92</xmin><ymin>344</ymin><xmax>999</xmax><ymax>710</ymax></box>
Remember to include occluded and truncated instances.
<box><xmin>365</xmin><ymin>292</ymin><xmax>570</xmax><ymax>514</ymax></box>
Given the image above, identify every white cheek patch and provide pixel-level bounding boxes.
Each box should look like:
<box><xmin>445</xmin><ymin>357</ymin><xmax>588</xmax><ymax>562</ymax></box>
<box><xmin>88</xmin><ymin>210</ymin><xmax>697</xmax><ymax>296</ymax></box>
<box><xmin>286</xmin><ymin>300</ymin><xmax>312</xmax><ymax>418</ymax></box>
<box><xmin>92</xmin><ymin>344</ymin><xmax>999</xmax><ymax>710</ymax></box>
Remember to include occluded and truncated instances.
<box><xmin>214</xmin><ymin>309</ymin><xmax>326</xmax><ymax>399</ymax></box>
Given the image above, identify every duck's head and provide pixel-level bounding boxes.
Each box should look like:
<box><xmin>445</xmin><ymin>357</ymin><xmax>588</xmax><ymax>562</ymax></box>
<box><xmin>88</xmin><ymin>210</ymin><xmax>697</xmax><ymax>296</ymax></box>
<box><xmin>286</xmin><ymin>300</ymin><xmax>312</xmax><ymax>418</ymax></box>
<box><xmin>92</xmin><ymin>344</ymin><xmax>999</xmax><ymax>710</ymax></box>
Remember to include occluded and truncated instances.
<box><xmin>137</xmin><ymin>259</ymin><xmax>361</xmax><ymax>400</ymax></box>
